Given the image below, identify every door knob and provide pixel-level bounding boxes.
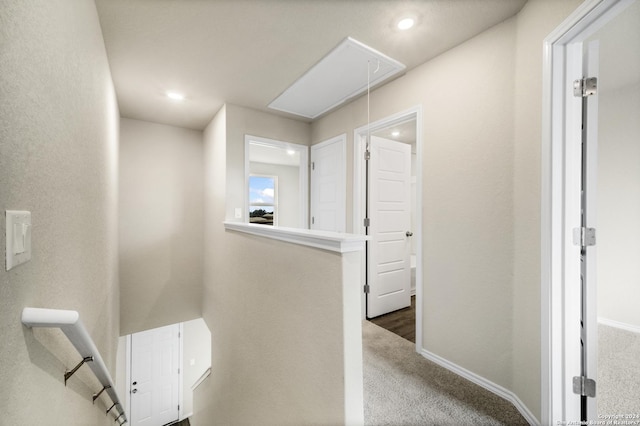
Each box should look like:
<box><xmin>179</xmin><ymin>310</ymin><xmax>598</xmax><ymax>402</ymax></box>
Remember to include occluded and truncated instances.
<box><xmin>406</xmin><ymin>231</ymin><xmax>413</xmax><ymax>237</ymax></box>
<box><xmin>132</xmin><ymin>389</ymin><xmax>137</xmax><ymax>394</ymax></box>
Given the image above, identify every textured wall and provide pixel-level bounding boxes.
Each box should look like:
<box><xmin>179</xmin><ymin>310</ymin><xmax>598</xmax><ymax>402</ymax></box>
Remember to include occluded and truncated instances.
<box><xmin>512</xmin><ymin>0</ymin><xmax>584</xmax><ymax>419</ymax></box>
<box><xmin>195</xmin><ymin>105</ymin><xmax>362</xmax><ymax>425</ymax></box>
<box><xmin>312</xmin><ymin>17</ymin><xmax>517</xmax><ymax>391</ymax></box>
<box><xmin>0</xmin><ymin>0</ymin><xmax>120</xmax><ymax>424</ymax></box>
<box><xmin>311</xmin><ymin>0</ymin><xmax>585</xmax><ymax>421</ymax></box>
<box><xmin>119</xmin><ymin>118</ymin><xmax>204</xmax><ymax>335</ymax></box>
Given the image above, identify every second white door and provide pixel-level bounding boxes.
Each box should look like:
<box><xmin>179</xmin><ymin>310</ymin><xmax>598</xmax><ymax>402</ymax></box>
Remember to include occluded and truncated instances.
<box><xmin>131</xmin><ymin>323</ymin><xmax>180</xmax><ymax>426</ymax></box>
<box><xmin>310</xmin><ymin>135</ymin><xmax>346</xmax><ymax>233</ymax></box>
<box><xmin>367</xmin><ymin>136</ymin><xmax>412</xmax><ymax>318</ymax></box>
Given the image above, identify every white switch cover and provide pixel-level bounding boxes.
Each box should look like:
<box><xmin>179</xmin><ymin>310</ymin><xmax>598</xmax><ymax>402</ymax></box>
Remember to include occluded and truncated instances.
<box><xmin>6</xmin><ymin>210</ymin><xmax>31</xmax><ymax>271</ymax></box>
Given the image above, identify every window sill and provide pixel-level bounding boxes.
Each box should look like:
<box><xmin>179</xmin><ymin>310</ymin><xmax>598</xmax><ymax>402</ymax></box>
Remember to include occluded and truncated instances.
<box><xmin>223</xmin><ymin>221</ymin><xmax>367</xmax><ymax>253</ymax></box>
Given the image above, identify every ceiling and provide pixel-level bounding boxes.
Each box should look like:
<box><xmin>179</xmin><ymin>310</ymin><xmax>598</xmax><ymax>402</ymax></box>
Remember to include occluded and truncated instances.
<box><xmin>95</xmin><ymin>0</ymin><xmax>527</xmax><ymax>131</ymax></box>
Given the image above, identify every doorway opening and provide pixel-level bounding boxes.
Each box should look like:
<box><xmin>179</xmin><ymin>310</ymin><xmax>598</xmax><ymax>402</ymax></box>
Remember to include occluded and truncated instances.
<box><xmin>354</xmin><ymin>106</ymin><xmax>423</xmax><ymax>350</ymax></box>
<box><xmin>541</xmin><ymin>0</ymin><xmax>639</xmax><ymax>423</ymax></box>
<box><xmin>244</xmin><ymin>135</ymin><xmax>309</xmax><ymax>229</ymax></box>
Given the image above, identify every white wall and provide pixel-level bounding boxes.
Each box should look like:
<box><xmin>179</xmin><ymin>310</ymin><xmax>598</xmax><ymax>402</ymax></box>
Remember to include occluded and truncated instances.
<box><xmin>0</xmin><ymin>1</ymin><xmax>120</xmax><ymax>424</ymax></box>
<box><xmin>119</xmin><ymin>118</ymin><xmax>204</xmax><ymax>335</ymax></box>
<box><xmin>594</xmin><ymin>0</ymin><xmax>640</xmax><ymax>329</ymax></box>
<box><xmin>182</xmin><ymin>318</ymin><xmax>211</xmax><ymax>418</ymax></box>
<box><xmin>311</xmin><ymin>0</ymin><xmax>584</xmax><ymax>420</ymax></box>
<box><xmin>512</xmin><ymin>0</ymin><xmax>583</xmax><ymax>417</ymax></box>
<box><xmin>250</xmin><ymin>161</ymin><xmax>301</xmax><ymax>228</ymax></box>
<box><xmin>195</xmin><ymin>104</ymin><xmax>363</xmax><ymax>425</ymax></box>
<box><xmin>313</xmin><ymin>14</ymin><xmax>517</xmax><ymax>392</ymax></box>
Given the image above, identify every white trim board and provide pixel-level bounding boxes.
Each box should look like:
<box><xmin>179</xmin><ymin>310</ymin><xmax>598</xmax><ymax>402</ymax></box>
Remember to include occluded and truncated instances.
<box><xmin>598</xmin><ymin>318</ymin><xmax>640</xmax><ymax>335</ymax></box>
<box><xmin>420</xmin><ymin>349</ymin><xmax>540</xmax><ymax>426</ymax></box>
<box><xmin>224</xmin><ymin>221</ymin><xmax>367</xmax><ymax>253</ymax></box>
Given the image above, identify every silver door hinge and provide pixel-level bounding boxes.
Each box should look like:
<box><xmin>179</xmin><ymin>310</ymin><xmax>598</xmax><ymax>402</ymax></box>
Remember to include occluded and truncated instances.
<box><xmin>364</xmin><ymin>284</ymin><xmax>370</xmax><ymax>294</ymax></box>
<box><xmin>312</xmin><ymin>162</ymin><xmax>315</xmax><ymax>170</ymax></box>
<box><xmin>573</xmin><ymin>227</ymin><xmax>596</xmax><ymax>247</ymax></box>
<box><xmin>573</xmin><ymin>376</ymin><xmax>596</xmax><ymax>398</ymax></box>
<box><xmin>311</xmin><ymin>216</ymin><xmax>315</xmax><ymax>225</ymax></box>
<box><xmin>364</xmin><ymin>150</ymin><xmax>371</xmax><ymax>161</ymax></box>
<box><xmin>574</xmin><ymin>77</ymin><xmax>597</xmax><ymax>97</ymax></box>
<box><xmin>363</xmin><ymin>217</ymin><xmax>370</xmax><ymax>227</ymax></box>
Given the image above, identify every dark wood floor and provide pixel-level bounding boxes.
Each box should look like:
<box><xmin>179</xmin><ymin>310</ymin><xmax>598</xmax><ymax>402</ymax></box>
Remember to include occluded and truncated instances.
<box><xmin>166</xmin><ymin>418</ymin><xmax>190</xmax><ymax>426</ymax></box>
<box><xmin>368</xmin><ymin>295</ymin><xmax>416</xmax><ymax>343</ymax></box>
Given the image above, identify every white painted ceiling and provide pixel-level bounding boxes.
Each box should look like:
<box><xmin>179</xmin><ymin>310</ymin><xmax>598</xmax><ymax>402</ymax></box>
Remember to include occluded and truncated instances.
<box><xmin>95</xmin><ymin>0</ymin><xmax>527</xmax><ymax>130</ymax></box>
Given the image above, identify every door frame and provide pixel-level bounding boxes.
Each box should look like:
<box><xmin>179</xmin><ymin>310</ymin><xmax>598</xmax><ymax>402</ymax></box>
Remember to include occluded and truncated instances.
<box><xmin>125</xmin><ymin>323</ymin><xmax>184</xmax><ymax>423</ymax></box>
<box><xmin>310</xmin><ymin>133</ymin><xmax>347</xmax><ymax>232</ymax></box>
<box><xmin>353</xmin><ymin>105</ymin><xmax>423</xmax><ymax>351</ymax></box>
<box><xmin>541</xmin><ymin>0</ymin><xmax>634</xmax><ymax>423</ymax></box>
<box><xmin>245</xmin><ymin>135</ymin><xmax>309</xmax><ymax>229</ymax></box>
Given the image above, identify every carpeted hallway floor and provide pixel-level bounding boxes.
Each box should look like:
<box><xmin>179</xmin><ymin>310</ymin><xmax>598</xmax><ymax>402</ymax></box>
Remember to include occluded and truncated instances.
<box><xmin>363</xmin><ymin>321</ymin><xmax>529</xmax><ymax>425</ymax></box>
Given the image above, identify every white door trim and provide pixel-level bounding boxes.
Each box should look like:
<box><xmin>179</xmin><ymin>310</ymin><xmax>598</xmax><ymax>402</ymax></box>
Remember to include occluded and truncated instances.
<box><xmin>353</xmin><ymin>105</ymin><xmax>423</xmax><ymax>352</ymax></box>
<box><xmin>244</xmin><ymin>134</ymin><xmax>309</xmax><ymax>228</ymax></box>
<box><xmin>541</xmin><ymin>0</ymin><xmax>634</xmax><ymax>423</ymax></box>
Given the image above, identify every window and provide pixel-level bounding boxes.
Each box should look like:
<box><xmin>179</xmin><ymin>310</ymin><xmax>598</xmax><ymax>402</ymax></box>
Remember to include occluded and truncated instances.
<box><xmin>248</xmin><ymin>175</ymin><xmax>277</xmax><ymax>225</ymax></box>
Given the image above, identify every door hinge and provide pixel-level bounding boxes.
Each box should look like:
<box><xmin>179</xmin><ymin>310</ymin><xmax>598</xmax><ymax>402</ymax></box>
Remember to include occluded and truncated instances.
<box><xmin>573</xmin><ymin>77</ymin><xmax>597</xmax><ymax>97</ymax></box>
<box><xmin>363</xmin><ymin>217</ymin><xmax>370</xmax><ymax>227</ymax></box>
<box><xmin>312</xmin><ymin>161</ymin><xmax>315</xmax><ymax>170</ymax></box>
<box><xmin>178</xmin><ymin>368</ymin><xmax>180</xmax><ymax>374</ymax></box>
<box><xmin>364</xmin><ymin>150</ymin><xmax>371</xmax><ymax>161</ymax></box>
<box><xmin>364</xmin><ymin>284</ymin><xmax>370</xmax><ymax>294</ymax></box>
<box><xmin>311</xmin><ymin>216</ymin><xmax>315</xmax><ymax>225</ymax></box>
<box><xmin>573</xmin><ymin>227</ymin><xmax>596</xmax><ymax>247</ymax></box>
<box><xmin>573</xmin><ymin>376</ymin><xmax>596</xmax><ymax>398</ymax></box>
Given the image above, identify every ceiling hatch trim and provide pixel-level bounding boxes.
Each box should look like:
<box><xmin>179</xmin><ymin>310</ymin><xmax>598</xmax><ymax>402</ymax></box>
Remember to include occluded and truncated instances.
<box><xmin>268</xmin><ymin>37</ymin><xmax>406</xmax><ymax>120</ymax></box>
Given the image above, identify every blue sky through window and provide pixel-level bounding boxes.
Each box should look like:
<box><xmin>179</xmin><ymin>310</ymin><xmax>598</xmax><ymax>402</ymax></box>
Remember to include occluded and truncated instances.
<box><xmin>249</xmin><ymin>176</ymin><xmax>275</xmax><ymax>204</ymax></box>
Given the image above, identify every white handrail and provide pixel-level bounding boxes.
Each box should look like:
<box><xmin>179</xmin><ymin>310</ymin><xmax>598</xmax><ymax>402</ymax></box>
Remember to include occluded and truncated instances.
<box><xmin>22</xmin><ymin>307</ymin><xmax>127</xmax><ymax>424</ymax></box>
<box><xmin>191</xmin><ymin>367</ymin><xmax>211</xmax><ymax>391</ymax></box>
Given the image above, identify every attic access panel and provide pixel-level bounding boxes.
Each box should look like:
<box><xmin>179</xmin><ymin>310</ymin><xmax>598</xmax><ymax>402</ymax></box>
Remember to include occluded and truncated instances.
<box><xmin>268</xmin><ymin>37</ymin><xmax>406</xmax><ymax>119</ymax></box>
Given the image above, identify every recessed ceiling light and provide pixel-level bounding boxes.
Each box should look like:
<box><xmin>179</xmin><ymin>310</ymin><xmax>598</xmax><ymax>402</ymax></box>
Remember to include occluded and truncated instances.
<box><xmin>166</xmin><ymin>91</ymin><xmax>185</xmax><ymax>101</ymax></box>
<box><xmin>391</xmin><ymin>131</ymin><xmax>400</xmax><ymax>137</ymax></box>
<box><xmin>397</xmin><ymin>18</ymin><xmax>415</xmax><ymax>31</ymax></box>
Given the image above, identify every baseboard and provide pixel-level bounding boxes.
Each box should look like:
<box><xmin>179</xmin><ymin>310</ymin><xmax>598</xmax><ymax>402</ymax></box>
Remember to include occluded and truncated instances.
<box><xmin>598</xmin><ymin>317</ymin><xmax>640</xmax><ymax>334</ymax></box>
<box><xmin>420</xmin><ymin>349</ymin><xmax>539</xmax><ymax>426</ymax></box>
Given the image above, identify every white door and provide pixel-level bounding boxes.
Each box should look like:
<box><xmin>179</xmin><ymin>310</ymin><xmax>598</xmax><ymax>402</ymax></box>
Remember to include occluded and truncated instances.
<box><xmin>310</xmin><ymin>135</ymin><xmax>346</xmax><ymax>232</ymax></box>
<box><xmin>131</xmin><ymin>324</ymin><xmax>180</xmax><ymax>426</ymax></box>
<box><xmin>366</xmin><ymin>136</ymin><xmax>411</xmax><ymax>318</ymax></box>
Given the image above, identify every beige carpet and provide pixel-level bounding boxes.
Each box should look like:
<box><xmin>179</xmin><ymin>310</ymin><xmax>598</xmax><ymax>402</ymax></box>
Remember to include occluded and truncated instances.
<box><xmin>598</xmin><ymin>324</ymin><xmax>640</xmax><ymax>417</ymax></box>
<box><xmin>363</xmin><ymin>321</ymin><xmax>528</xmax><ymax>426</ymax></box>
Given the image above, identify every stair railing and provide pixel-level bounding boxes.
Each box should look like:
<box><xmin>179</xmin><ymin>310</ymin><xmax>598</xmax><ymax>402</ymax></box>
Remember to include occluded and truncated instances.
<box><xmin>22</xmin><ymin>307</ymin><xmax>127</xmax><ymax>425</ymax></box>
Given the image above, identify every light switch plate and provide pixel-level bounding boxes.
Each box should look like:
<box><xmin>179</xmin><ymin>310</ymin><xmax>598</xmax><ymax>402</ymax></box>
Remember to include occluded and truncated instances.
<box><xmin>6</xmin><ymin>210</ymin><xmax>31</xmax><ymax>271</ymax></box>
